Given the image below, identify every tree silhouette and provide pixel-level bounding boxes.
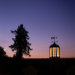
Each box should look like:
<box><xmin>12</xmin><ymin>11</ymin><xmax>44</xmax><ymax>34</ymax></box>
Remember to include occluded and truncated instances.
<box><xmin>9</xmin><ymin>24</ymin><xmax>32</xmax><ymax>59</ymax></box>
<box><xmin>0</xmin><ymin>46</ymin><xmax>6</xmax><ymax>57</ymax></box>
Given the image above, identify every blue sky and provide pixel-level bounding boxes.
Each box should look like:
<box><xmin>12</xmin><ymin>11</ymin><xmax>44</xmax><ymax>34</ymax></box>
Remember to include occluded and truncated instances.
<box><xmin>0</xmin><ymin>0</ymin><xmax>75</xmax><ymax>58</ymax></box>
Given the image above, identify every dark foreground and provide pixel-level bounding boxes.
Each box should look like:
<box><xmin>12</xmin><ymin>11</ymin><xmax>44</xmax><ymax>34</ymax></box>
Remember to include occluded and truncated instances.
<box><xmin>0</xmin><ymin>57</ymin><xmax>75</xmax><ymax>75</ymax></box>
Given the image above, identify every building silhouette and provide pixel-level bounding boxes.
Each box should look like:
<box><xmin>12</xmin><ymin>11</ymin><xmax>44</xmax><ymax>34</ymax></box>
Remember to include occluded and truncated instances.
<box><xmin>49</xmin><ymin>37</ymin><xmax>60</xmax><ymax>58</ymax></box>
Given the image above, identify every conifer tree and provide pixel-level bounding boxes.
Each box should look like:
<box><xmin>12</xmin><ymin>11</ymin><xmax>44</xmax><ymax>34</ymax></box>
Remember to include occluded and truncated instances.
<box><xmin>9</xmin><ymin>24</ymin><xmax>32</xmax><ymax>59</ymax></box>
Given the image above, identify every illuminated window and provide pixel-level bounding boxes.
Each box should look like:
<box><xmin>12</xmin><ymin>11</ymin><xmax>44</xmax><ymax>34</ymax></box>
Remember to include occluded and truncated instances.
<box><xmin>50</xmin><ymin>48</ymin><xmax>52</xmax><ymax>57</ymax></box>
<box><xmin>49</xmin><ymin>42</ymin><xmax>60</xmax><ymax>58</ymax></box>
<box><xmin>53</xmin><ymin>47</ymin><xmax>56</xmax><ymax>57</ymax></box>
<box><xmin>57</xmin><ymin>47</ymin><xmax>59</xmax><ymax>57</ymax></box>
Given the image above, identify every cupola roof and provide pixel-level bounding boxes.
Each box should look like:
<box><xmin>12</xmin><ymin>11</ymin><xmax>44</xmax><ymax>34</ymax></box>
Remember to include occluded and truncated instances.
<box><xmin>50</xmin><ymin>42</ymin><xmax>60</xmax><ymax>48</ymax></box>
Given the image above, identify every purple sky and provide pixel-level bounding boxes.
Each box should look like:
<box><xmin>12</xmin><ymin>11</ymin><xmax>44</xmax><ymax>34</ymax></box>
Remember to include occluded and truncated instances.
<box><xmin>0</xmin><ymin>0</ymin><xmax>75</xmax><ymax>58</ymax></box>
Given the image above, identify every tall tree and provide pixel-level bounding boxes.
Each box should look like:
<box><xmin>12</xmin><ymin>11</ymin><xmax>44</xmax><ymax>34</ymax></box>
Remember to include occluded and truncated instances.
<box><xmin>9</xmin><ymin>24</ymin><xmax>32</xmax><ymax>59</ymax></box>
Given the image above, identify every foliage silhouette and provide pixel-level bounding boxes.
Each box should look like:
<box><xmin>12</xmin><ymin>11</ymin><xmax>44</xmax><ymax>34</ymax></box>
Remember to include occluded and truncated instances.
<box><xmin>0</xmin><ymin>46</ymin><xmax>6</xmax><ymax>57</ymax></box>
<box><xmin>9</xmin><ymin>24</ymin><xmax>32</xmax><ymax>59</ymax></box>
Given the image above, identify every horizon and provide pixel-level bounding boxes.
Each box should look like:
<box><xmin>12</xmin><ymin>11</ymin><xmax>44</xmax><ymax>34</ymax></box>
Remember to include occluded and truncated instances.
<box><xmin>0</xmin><ymin>0</ymin><xmax>75</xmax><ymax>58</ymax></box>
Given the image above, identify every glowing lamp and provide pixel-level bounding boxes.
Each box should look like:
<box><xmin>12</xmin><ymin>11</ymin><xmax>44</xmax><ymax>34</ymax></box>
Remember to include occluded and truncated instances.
<box><xmin>49</xmin><ymin>42</ymin><xmax>60</xmax><ymax>58</ymax></box>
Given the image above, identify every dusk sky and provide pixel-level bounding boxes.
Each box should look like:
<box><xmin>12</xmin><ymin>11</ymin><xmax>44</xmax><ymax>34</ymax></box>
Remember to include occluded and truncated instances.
<box><xmin>0</xmin><ymin>0</ymin><xmax>75</xmax><ymax>58</ymax></box>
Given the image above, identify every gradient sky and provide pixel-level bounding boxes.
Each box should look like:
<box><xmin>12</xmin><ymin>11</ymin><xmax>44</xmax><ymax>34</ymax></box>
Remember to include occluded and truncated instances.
<box><xmin>0</xmin><ymin>0</ymin><xmax>75</xmax><ymax>58</ymax></box>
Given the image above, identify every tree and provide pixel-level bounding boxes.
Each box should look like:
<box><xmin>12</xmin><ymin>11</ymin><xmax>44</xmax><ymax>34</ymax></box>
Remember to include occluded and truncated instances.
<box><xmin>9</xmin><ymin>24</ymin><xmax>32</xmax><ymax>59</ymax></box>
<box><xmin>0</xmin><ymin>46</ymin><xmax>6</xmax><ymax>57</ymax></box>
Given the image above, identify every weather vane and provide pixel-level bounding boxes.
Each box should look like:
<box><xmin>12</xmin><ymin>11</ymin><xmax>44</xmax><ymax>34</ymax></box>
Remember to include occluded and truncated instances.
<box><xmin>51</xmin><ymin>36</ymin><xmax>58</xmax><ymax>43</ymax></box>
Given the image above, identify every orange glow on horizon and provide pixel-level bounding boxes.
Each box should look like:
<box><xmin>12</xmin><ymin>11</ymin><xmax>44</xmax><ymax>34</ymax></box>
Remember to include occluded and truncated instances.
<box><xmin>1</xmin><ymin>45</ymin><xmax>75</xmax><ymax>58</ymax></box>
